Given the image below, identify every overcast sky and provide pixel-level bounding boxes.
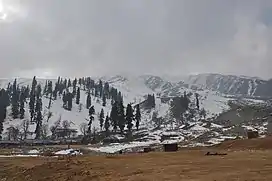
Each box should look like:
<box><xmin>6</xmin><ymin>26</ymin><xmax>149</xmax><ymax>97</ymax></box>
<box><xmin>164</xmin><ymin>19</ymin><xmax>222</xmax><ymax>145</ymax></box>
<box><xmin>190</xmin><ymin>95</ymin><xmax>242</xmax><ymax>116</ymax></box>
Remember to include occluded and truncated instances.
<box><xmin>1</xmin><ymin>0</ymin><xmax>272</xmax><ymax>79</ymax></box>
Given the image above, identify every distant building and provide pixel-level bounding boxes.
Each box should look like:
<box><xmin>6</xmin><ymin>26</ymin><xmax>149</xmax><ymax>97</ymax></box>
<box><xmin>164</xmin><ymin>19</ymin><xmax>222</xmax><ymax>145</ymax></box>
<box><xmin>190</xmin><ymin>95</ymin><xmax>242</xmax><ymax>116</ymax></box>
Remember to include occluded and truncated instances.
<box><xmin>55</xmin><ymin>128</ymin><xmax>77</xmax><ymax>139</ymax></box>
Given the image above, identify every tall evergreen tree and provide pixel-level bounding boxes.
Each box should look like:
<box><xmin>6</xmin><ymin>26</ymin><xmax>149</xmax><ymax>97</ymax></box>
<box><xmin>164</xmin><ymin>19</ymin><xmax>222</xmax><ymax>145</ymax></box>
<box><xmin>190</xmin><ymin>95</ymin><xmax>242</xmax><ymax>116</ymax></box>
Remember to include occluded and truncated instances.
<box><xmin>88</xmin><ymin>106</ymin><xmax>95</xmax><ymax>133</ymax></box>
<box><xmin>76</xmin><ymin>87</ymin><xmax>80</xmax><ymax>104</ymax></box>
<box><xmin>53</xmin><ymin>83</ymin><xmax>58</xmax><ymax>100</ymax></box>
<box><xmin>29</xmin><ymin>76</ymin><xmax>37</xmax><ymax>122</ymax></box>
<box><xmin>98</xmin><ymin>80</ymin><xmax>103</xmax><ymax>97</ymax></box>
<box><xmin>63</xmin><ymin>79</ymin><xmax>67</xmax><ymax>89</ymax></box>
<box><xmin>0</xmin><ymin>89</ymin><xmax>9</xmax><ymax>139</ymax></box>
<box><xmin>62</xmin><ymin>91</ymin><xmax>67</xmax><ymax>108</ymax></box>
<box><xmin>104</xmin><ymin>115</ymin><xmax>110</xmax><ymax>136</ymax></box>
<box><xmin>195</xmin><ymin>93</ymin><xmax>200</xmax><ymax>110</ymax></box>
<box><xmin>43</xmin><ymin>80</ymin><xmax>48</xmax><ymax>95</ymax></box>
<box><xmin>36</xmin><ymin>84</ymin><xmax>42</xmax><ymax>98</ymax></box>
<box><xmin>67</xmin><ymin>92</ymin><xmax>73</xmax><ymax>111</ymax></box>
<box><xmin>99</xmin><ymin>108</ymin><xmax>105</xmax><ymax>131</ymax></box>
<box><xmin>11</xmin><ymin>79</ymin><xmax>19</xmax><ymax>119</ymax></box>
<box><xmin>34</xmin><ymin>98</ymin><xmax>43</xmax><ymax>139</ymax></box>
<box><xmin>72</xmin><ymin>78</ymin><xmax>77</xmax><ymax>96</ymax></box>
<box><xmin>117</xmin><ymin>100</ymin><xmax>125</xmax><ymax>134</ymax></box>
<box><xmin>48</xmin><ymin>92</ymin><xmax>53</xmax><ymax>109</ymax></box>
<box><xmin>102</xmin><ymin>93</ymin><xmax>106</xmax><ymax>107</ymax></box>
<box><xmin>135</xmin><ymin>104</ymin><xmax>141</xmax><ymax>131</ymax></box>
<box><xmin>125</xmin><ymin>103</ymin><xmax>134</xmax><ymax>132</ymax></box>
<box><xmin>46</xmin><ymin>81</ymin><xmax>53</xmax><ymax>96</ymax></box>
<box><xmin>78</xmin><ymin>78</ymin><xmax>82</xmax><ymax>86</ymax></box>
<box><xmin>25</xmin><ymin>85</ymin><xmax>30</xmax><ymax>99</ymax></box>
<box><xmin>110</xmin><ymin>102</ymin><xmax>118</xmax><ymax>132</ymax></box>
<box><xmin>86</xmin><ymin>92</ymin><xmax>91</xmax><ymax>109</ymax></box>
<box><xmin>104</xmin><ymin>82</ymin><xmax>110</xmax><ymax>98</ymax></box>
<box><xmin>19</xmin><ymin>92</ymin><xmax>25</xmax><ymax>119</ymax></box>
<box><xmin>94</xmin><ymin>86</ymin><xmax>99</xmax><ymax>97</ymax></box>
<box><xmin>68</xmin><ymin>79</ymin><xmax>72</xmax><ymax>87</ymax></box>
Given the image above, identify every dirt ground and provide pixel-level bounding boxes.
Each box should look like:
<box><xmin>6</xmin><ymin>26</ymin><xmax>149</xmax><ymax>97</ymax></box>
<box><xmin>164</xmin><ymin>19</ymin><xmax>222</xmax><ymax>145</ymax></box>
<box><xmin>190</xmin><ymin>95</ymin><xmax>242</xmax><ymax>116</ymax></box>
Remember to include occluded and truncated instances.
<box><xmin>0</xmin><ymin>149</ymin><xmax>272</xmax><ymax>181</ymax></box>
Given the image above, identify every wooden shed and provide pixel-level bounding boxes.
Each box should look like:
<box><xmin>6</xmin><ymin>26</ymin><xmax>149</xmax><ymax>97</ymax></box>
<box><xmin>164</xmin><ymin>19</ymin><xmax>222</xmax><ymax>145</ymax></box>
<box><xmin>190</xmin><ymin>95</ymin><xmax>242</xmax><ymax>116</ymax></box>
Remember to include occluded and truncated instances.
<box><xmin>247</xmin><ymin>130</ymin><xmax>259</xmax><ymax>139</ymax></box>
<box><xmin>163</xmin><ymin>143</ymin><xmax>178</xmax><ymax>152</ymax></box>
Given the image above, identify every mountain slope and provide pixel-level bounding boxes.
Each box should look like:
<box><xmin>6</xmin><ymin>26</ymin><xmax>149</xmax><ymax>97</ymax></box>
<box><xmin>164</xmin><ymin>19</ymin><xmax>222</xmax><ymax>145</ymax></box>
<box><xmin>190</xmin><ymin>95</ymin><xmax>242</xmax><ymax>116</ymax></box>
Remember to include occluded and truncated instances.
<box><xmin>0</xmin><ymin>73</ymin><xmax>271</xmax><ymax>147</ymax></box>
<box><xmin>184</xmin><ymin>73</ymin><xmax>272</xmax><ymax>98</ymax></box>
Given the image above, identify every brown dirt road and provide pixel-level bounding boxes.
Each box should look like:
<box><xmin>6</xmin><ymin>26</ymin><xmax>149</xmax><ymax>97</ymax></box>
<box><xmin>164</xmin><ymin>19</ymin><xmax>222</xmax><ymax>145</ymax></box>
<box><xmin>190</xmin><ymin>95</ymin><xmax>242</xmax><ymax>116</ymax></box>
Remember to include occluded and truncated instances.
<box><xmin>1</xmin><ymin>149</ymin><xmax>272</xmax><ymax>181</ymax></box>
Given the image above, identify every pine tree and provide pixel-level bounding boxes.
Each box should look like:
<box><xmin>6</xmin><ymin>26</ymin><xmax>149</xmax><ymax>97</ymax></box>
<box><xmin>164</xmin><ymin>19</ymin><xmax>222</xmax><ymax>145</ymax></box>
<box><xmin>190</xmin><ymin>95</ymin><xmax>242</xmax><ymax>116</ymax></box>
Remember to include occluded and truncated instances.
<box><xmin>110</xmin><ymin>102</ymin><xmax>118</xmax><ymax>132</ymax></box>
<box><xmin>43</xmin><ymin>80</ymin><xmax>48</xmax><ymax>95</ymax></box>
<box><xmin>86</xmin><ymin>92</ymin><xmax>91</xmax><ymax>109</ymax></box>
<box><xmin>88</xmin><ymin>106</ymin><xmax>95</xmax><ymax>133</ymax></box>
<box><xmin>98</xmin><ymin>80</ymin><xmax>103</xmax><ymax>97</ymax></box>
<box><xmin>104</xmin><ymin>115</ymin><xmax>110</xmax><ymax>135</ymax></box>
<box><xmin>25</xmin><ymin>85</ymin><xmax>30</xmax><ymax>99</ymax></box>
<box><xmin>36</xmin><ymin>84</ymin><xmax>42</xmax><ymax>98</ymax></box>
<box><xmin>72</xmin><ymin>78</ymin><xmax>77</xmax><ymax>96</ymax></box>
<box><xmin>29</xmin><ymin>77</ymin><xmax>37</xmax><ymax>122</ymax></box>
<box><xmin>99</xmin><ymin>108</ymin><xmax>105</xmax><ymax>131</ymax></box>
<box><xmin>11</xmin><ymin>79</ymin><xmax>19</xmax><ymax>119</ymax></box>
<box><xmin>0</xmin><ymin>89</ymin><xmax>9</xmax><ymax>139</ymax></box>
<box><xmin>125</xmin><ymin>104</ymin><xmax>134</xmax><ymax>132</ymax></box>
<box><xmin>48</xmin><ymin>92</ymin><xmax>53</xmax><ymax>109</ymax></box>
<box><xmin>19</xmin><ymin>92</ymin><xmax>25</xmax><ymax>119</ymax></box>
<box><xmin>62</xmin><ymin>91</ymin><xmax>67</xmax><ymax>107</ymax></box>
<box><xmin>94</xmin><ymin>86</ymin><xmax>99</xmax><ymax>97</ymax></box>
<box><xmin>34</xmin><ymin>98</ymin><xmax>43</xmax><ymax>139</ymax></box>
<box><xmin>76</xmin><ymin>87</ymin><xmax>80</xmax><ymax>104</ymax></box>
<box><xmin>67</xmin><ymin>92</ymin><xmax>73</xmax><ymax>111</ymax></box>
<box><xmin>117</xmin><ymin>100</ymin><xmax>125</xmax><ymax>134</ymax></box>
<box><xmin>63</xmin><ymin>79</ymin><xmax>67</xmax><ymax>89</ymax></box>
<box><xmin>135</xmin><ymin>104</ymin><xmax>141</xmax><ymax>131</ymax></box>
<box><xmin>195</xmin><ymin>93</ymin><xmax>200</xmax><ymax>110</ymax></box>
<box><xmin>78</xmin><ymin>78</ymin><xmax>82</xmax><ymax>86</ymax></box>
<box><xmin>102</xmin><ymin>93</ymin><xmax>106</xmax><ymax>107</ymax></box>
<box><xmin>152</xmin><ymin>94</ymin><xmax>156</xmax><ymax>108</ymax></box>
<box><xmin>53</xmin><ymin>83</ymin><xmax>58</xmax><ymax>100</ymax></box>
<box><xmin>68</xmin><ymin>79</ymin><xmax>72</xmax><ymax>87</ymax></box>
<box><xmin>46</xmin><ymin>81</ymin><xmax>53</xmax><ymax>96</ymax></box>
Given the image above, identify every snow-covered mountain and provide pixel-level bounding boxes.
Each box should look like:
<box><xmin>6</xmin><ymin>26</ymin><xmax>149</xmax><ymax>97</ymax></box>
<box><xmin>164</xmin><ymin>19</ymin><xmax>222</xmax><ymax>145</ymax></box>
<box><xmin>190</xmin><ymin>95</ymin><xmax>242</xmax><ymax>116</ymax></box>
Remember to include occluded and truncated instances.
<box><xmin>0</xmin><ymin>73</ymin><xmax>271</xmax><ymax>147</ymax></box>
<box><xmin>184</xmin><ymin>73</ymin><xmax>272</xmax><ymax>98</ymax></box>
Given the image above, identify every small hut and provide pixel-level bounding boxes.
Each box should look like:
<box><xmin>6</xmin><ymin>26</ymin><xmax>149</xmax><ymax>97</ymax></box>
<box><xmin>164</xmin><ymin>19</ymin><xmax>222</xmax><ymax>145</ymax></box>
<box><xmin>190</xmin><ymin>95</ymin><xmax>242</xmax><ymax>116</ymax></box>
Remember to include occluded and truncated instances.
<box><xmin>163</xmin><ymin>143</ymin><xmax>178</xmax><ymax>152</ymax></box>
<box><xmin>247</xmin><ymin>130</ymin><xmax>259</xmax><ymax>139</ymax></box>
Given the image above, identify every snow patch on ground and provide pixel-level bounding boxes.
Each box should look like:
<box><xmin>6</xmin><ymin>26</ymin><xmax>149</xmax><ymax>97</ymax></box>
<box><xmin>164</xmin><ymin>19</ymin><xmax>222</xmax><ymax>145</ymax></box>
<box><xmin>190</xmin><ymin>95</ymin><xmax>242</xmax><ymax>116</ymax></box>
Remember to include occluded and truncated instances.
<box><xmin>55</xmin><ymin>149</ymin><xmax>82</xmax><ymax>155</ymax></box>
<box><xmin>89</xmin><ymin>141</ymin><xmax>159</xmax><ymax>153</ymax></box>
<box><xmin>28</xmin><ymin>149</ymin><xmax>40</xmax><ymax>154</ymax></box>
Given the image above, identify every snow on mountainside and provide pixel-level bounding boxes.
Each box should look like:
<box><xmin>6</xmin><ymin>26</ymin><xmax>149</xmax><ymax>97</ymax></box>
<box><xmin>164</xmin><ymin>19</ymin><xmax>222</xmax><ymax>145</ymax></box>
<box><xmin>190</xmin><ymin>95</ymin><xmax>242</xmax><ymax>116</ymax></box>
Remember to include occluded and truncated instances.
<box><xmin>0</xmin><ymin>73</ymin><xmax>270</xmax><ymax>147</ymax></box>
<box><xmin>184</xmin><ymin>73</ymin><xmax>272</xmax><ymax>98</ymax></box>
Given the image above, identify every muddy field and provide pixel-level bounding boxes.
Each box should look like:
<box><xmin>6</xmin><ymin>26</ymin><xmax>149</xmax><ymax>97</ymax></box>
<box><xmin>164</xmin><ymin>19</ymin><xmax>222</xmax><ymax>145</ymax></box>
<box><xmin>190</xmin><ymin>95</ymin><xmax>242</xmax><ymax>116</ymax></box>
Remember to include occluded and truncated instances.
<box><xmin>0</xmin><ymin>149</ymin><xmax>272</xmax><ymax>181</ymax></box>
<box><xmin>1</xmin><ymin>137</ymin><xmax>272</xmax><ymax>181</ymax></box>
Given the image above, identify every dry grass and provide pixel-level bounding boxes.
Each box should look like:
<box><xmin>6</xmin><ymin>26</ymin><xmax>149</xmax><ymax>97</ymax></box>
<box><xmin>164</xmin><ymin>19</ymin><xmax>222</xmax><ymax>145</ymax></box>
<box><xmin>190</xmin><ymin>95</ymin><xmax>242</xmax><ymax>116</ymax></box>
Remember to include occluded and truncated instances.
<box><xmin>2</xmin><ymin>137</ymin><xmax>272</xmax><ymax>181</ymax></box>
<box><xmin>1</xmin><ymin>149</ymin><xmax>272</xmax><ymax>181</ymax></box>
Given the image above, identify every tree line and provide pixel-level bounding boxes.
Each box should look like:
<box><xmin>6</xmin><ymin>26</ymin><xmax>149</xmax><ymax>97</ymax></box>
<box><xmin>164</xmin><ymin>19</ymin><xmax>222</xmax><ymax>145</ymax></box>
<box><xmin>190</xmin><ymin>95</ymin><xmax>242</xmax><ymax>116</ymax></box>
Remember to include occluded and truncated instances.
<box><xmin>0</xmin><ymin>76</ymin><xmax>142</xmax><ymax>141</ymax></box>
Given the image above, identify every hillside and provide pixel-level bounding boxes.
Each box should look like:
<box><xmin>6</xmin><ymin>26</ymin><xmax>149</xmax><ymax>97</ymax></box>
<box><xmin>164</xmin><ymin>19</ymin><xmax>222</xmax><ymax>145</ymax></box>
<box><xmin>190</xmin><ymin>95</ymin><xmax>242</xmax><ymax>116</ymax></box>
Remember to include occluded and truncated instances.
<box><xmin>0</xmin><ymin>73</ymin><xmax>271</xmax><ymax>148</ymax></box>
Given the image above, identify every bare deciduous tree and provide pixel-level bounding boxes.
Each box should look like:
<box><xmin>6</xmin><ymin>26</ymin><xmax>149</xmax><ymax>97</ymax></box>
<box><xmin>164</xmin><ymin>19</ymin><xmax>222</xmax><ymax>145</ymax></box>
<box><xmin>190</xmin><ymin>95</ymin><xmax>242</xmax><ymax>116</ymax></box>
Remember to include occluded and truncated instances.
<box><xmin>41</xmin><ymin>124</ymin><xmax>49</xmax><ymax>139</ymax></box>
<box><xmin>6</xmin><ymin>126</ymin><xmax>20</xmax><ymax>141</ymax></box>
<box><xmin>46</xmin><ymin>111</ymin><xmax>53</xmax><ymax>122</ymax></box>
<box><xmin>80</xmin><ymin>123</ymin><xmax>88</xmax><ymax>136</ymax></box>
<box><xmin>50</xmin><ymin>115</ymin><xmax>62</xmax><ymax>139</ymax></box>
<box><xmin>62</xmin><ymin>120</ymin><xmax>72</xmax><ymax>138</ymax></box>
<box><xmin>21</xmin><ymin>119</ymin><xmax>30</xmax><ymax>140</ymax></box>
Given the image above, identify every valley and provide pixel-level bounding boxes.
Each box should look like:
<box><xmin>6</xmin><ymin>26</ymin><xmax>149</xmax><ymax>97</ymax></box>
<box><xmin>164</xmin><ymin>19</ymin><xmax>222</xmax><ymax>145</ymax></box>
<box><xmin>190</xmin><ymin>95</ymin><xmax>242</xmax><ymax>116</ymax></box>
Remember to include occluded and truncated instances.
<box><xmin>0</xmin><ymin>73</ymin><xmax>272</xmax><ymax>152</ymax></box>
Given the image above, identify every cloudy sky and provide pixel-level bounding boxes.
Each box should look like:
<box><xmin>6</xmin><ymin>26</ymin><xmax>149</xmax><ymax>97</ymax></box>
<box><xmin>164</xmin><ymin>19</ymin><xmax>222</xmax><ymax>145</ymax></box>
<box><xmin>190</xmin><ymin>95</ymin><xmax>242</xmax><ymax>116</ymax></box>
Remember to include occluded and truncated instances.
<box><xmin>0</xmin><ymin>0</ymin><xmax>272</xmax><ymax>79</ymax></box>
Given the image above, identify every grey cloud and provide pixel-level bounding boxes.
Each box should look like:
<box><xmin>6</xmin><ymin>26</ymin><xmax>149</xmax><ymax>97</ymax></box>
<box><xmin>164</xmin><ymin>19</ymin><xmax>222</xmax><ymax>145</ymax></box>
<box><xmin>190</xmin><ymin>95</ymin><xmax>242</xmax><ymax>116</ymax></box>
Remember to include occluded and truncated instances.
<box><xmin>0</xmin><ymin>0</ymin><xmax>272</xmax><ymax>79</ymax></box>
